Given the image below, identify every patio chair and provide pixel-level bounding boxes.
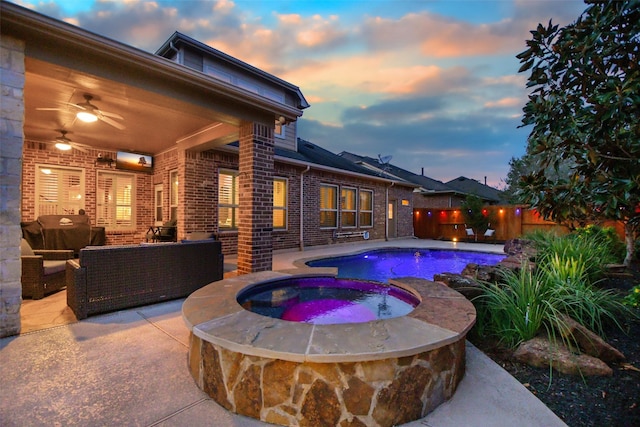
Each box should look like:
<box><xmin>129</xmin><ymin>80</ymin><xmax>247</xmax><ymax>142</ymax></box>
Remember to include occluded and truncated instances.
<box><xmin>465</xmin><ymin>227</ymin><xmax>476</xmax><ymax>242</ymax></box>
<box><xmin>484</xmin><ymin>228</ymin><xmax>496</xmax><ymax>241</ymax></box>
<box><xmin>20</xmin><ymin>238</ymin><xmax>74</xmax><ymax>299</ymax></box>
<box><xmin>146</xmin><ymin>219</ymin><xmax>177</xmax><ymax>242</ymax></box>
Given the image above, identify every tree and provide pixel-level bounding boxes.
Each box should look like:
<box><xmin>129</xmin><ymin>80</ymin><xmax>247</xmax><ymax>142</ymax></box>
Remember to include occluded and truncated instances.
<box><xmin>516</xmin><ymin>0</ymin><xmax>640</xmax><ymax>265</ymax></box>
<box><xmin>461</xmin><ymin>195</ymin><xmax>496</xmax><ymax>239</ymax></box>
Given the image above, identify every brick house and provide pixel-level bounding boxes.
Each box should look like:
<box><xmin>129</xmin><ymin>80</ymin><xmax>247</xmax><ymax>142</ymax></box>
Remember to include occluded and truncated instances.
<box><xmin>339</xmin><ymin>152</ymin><xmax>504</xmax><ymax>208</ymax></box>
<box><xmin>0</xmin><ymin>2</ymin><xmax>415</xmax><ymax>336</ymax></box>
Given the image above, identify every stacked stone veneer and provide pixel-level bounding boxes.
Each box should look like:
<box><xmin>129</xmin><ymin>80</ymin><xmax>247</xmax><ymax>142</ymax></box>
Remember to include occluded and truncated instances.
<box><xmin>183</xmin><ymin>271</ymin><xmax>475</xmax><ymax>427</ymax></box>
<box><xmin>189</xmin><ymin>334</ymin><xmax>465</xmax><ymax>427</ymax></box>
<box><xmin>0</xmin><ymin>35</ymin><xmax>25</xmax><ymax>337</ymax></box>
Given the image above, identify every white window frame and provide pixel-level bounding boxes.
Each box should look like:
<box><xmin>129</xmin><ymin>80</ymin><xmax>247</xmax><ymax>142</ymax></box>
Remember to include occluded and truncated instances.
<box><xmin>169</xmin><ymin>169</ymin><xmax>178</xmax><ymax>221</ymax></box>
<box><xmin>96</xmin><ymin>170</ymin><xmax>135</xmax><ymax>231</ymax></box>
<box><xmin>274</xmin><ymin>122</ymin><xmax>286</xmax><ymax>139</ymax></box>
<box><xmin>273</xmin><ymin>177</ymin><xmax>288</xmax><ymax>230</ymax></box>
<box><xmin>320</xmin><ymin>184</ymin><xmax>338</xmax><ymax>229</ymax></box>
<box><xmin>35</xmin><ymin>164</ymin><xmax>85</xmax><ymax>217</ymax></box>
<box><xmin>154</xmin><ymin>184</ymin><xmax>163</xmax><ymax>225</ymax></box>
<box><xmin>359</xmin><ymin>189</ymin><xmax>374</xmax><ymax>228</ymax></box>
<box><xmin>341</xmin><ymin>187</ymin><xmax>357</xmax><ymax>228</ymax></box>
<box><xmin>219</xmin><ymin>169</ymin><xmax>239</xmax><ymax>230</ymax></box>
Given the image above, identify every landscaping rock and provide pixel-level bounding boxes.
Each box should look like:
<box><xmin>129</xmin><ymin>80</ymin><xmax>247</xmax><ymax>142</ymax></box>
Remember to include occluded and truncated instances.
<box><xmin>503</xmin><ymin>238</ymin><xmax>537</xmax><ymax>260</ymax></box>
<box><xmin>432</xmin><ymin>273</ymin><xmax>483</xmax><ymax>299</ymax></box>
<box><xmin>513</xmin><ymin>336</ymin><xmax>613</xmax><ymax>376</ymax></box>
<box><xmin>461</xmin><ymin>263</ymin><xmax>497</xmax><ymax>282</ymax></box>
<box><xmin>557</xmin><ymin>314</ymin><xmax>625</xmax><ymax>363</ymax></box>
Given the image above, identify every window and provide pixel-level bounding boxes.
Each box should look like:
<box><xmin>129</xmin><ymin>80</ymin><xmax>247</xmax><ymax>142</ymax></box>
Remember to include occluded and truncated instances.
<box><xmin>154</xmin><ymin>184</ymin><xmax>163</xmax><ymax>225</ymax></box>
<box><xmin>169</xmin><ymin>170</ymin><xmax>178</xmax><ymax>220</ymax></box>
<box><xmin>273</xmin><ymin>178</ymin><xmax>287</xmax><ymax>229</ymax></box>
<box><xmin>275</xmin><ymin>122</ymin><xmax>286</xmax><ymax>139</ymax></box>
<box><xmin>341</xmin><ymin>187</ymin><xmax>357</xmax><ymax>227</ymax></box>
<box><xmin>320</xmin><ymin>184</ymin><xmax>338</xmax><ymax>228</ymax></box>
<box><xmin>219</xmin><ymin>170</ymin><xmax>239</xmax><ymax>229</ymax></box>
<box><xmin>96</xmin><ymin>171</ymin><xmax>135</xmax><ymax>230</ymax></box>
<box><xmin>359</xmin><ymin>189</ymin><xmax>373</xmax><ymax>227</ymax></box>
<box><xmin>35</xmin><ymin>165</ymin><xmax>85</xmax><ymax>216</ymax></box>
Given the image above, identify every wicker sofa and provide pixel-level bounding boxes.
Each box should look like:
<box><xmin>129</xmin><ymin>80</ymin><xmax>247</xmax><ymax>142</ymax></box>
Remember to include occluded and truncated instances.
<box><xmin>66</xmin><ymin>240</ymin><xmax>223</xmax><ymax>319</ymax></box>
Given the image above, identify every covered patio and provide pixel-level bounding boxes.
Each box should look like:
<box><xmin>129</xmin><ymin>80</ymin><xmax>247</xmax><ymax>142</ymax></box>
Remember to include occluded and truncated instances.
<box><xmin>1</xmin><ymin>2</ymin><xmax>306</xmax><ymax>336</ymax></box>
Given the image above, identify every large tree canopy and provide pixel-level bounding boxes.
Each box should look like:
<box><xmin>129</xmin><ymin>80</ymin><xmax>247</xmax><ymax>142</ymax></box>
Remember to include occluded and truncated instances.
<box><xmin>516</xmin><ymin>0</ymin><xmax>640</xmax><ymax>265</ymax></box>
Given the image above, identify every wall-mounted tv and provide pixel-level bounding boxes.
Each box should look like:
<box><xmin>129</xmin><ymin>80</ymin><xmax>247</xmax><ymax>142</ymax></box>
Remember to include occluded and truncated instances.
<box><xmin>116</xmin><ymin>151</ymin><xmax>153</xmax><ymax>173</ymax></box>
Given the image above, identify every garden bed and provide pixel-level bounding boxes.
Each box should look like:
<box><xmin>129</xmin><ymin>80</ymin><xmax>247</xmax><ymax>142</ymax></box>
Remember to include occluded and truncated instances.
<box><xmin>471</xmin><ymin>262</ymin><xmax>640</xmax><ymax>427</ymax></box>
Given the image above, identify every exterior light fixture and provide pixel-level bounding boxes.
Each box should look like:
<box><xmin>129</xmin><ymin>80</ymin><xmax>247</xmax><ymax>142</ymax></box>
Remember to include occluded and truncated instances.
<box><xmin>77</xmin><ymin>111</ymin><xmax>98</xmax><ymax>123</ymax></box>
<box><xmin>55</xmin><ymin>141</ymin><xmax>72</xmax><ymax>150</ymax></box>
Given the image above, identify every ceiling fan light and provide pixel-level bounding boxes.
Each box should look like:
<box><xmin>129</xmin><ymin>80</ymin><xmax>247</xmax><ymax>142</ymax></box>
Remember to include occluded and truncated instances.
<box><xmin>77</xmin><ymin>111</ymin><xmax>98</xmax><ymax>123</ymax></box>
<box><xmin>55</xmin><ymin>142</ymin><xmax>72</xmax><ymax>151</ymax></box>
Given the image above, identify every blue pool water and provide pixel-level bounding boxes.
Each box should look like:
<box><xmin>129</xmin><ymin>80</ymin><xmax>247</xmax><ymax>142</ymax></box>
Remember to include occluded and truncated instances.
<box><xmin>306</xmin><ymin>248</ymin><xmax>505</xmax><ymax>282</ymax></box>
<box><xmin>237</xmin><ymin>277</ymin><xmax>419</xmax><ymax>324</ymax></box>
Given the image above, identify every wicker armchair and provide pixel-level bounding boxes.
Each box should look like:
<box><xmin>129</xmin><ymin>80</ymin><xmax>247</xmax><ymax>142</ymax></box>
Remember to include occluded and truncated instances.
<box><xmin>20</xmin><ymin>238</ymin><xmax>74</xmax><ymax>299</ymax></box>
<box><xmin>145</xmin><ymin>219</ymin><xmax>177</xmax><ymax>242</ymax></box>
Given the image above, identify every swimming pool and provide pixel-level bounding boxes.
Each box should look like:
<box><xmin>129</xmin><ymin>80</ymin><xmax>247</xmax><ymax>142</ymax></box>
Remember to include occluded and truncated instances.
<box><xmin>306</xmin><ymin>248</ymin><xmax>505</xmax><ymax>282</ymax></box>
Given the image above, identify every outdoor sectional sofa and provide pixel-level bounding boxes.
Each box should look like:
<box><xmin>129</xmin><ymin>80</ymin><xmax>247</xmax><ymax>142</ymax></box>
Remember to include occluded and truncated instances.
<box><xmin>66</xmin><ymin>240</ymin><xmax>223</xmax><ymax>319</ymax></box>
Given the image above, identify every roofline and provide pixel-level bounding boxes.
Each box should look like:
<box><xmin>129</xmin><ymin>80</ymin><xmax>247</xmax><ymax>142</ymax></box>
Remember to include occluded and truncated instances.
<box><xmin>276</xmin><ymin>155</ymin><xmax>417</xmax><ymax>187</ymax></box>
<box><xmin>156</xmin><ymin>32</ymin><xmax>310</xmax><ymax>110</ymax></box>
<box><xmin>0</xmin><ymin>1</ymin><xmax>304</xmax><ymax>122</ymax></box>
<box><xmin>215</xmin><ymin>144</ymin><xmax>416</xmax><ymax>187</ymax></box>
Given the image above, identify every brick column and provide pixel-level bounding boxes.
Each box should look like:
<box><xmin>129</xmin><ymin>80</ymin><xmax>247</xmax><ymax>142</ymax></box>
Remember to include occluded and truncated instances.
<box><xmin>237</xmin><ymin>121</ymin><xmax>274</xmax><ymax>274</ymax></box>
<box><xmin>0</xmin><ymin>35</ymin><xmax>25</xmax><ymax>337</ymax></box>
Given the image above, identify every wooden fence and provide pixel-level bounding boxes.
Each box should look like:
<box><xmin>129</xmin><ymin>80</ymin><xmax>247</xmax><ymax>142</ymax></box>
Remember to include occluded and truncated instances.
<box><xmin>413</xmin><ymin>205</ymin><xmax>625</xmax><ymax>243</ymax></box>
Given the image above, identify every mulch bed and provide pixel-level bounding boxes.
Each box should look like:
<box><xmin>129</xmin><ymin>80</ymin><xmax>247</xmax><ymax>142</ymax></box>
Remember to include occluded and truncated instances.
<box><xmin>469</xmin><ymin>261</ymin><xmax>640</xmax><ymax>427</ymax></box>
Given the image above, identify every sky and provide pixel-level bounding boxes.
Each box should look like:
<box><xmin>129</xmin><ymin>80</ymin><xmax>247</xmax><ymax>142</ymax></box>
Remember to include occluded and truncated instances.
<box><xmin>13</xmin><ymin>0</ymin><xmax>587</xmax><ymax>188</ymax></box>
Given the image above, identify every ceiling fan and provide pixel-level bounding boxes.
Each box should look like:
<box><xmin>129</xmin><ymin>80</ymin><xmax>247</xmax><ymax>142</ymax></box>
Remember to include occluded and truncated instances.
<box><xmin>37</xmin><ymin>94</ymin><xmax>126</xmax><ymax>130</ymax></box>
<box><xmin>51</xmin><ymin>130</ymin><xmax>89</xmax><ymax>153</ymax></box>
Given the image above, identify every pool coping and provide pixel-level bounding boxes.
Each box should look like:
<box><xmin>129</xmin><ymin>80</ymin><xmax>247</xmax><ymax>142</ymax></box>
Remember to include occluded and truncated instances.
<box><xmin>182</xmin><ymin>267</ymin><xmax>476</xmax><ymax>363</ymax></box>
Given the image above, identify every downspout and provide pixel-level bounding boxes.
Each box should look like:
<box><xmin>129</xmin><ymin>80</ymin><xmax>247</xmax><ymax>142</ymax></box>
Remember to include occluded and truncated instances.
<box><xmin>299</xmin><ymin>165</ymin><xmax>311</xmax><ymax>251</ymax></box>
<box><xmin>385</xmin><ymin>182</ymin><xmax>394</xmax><ymax>241</ymax></box>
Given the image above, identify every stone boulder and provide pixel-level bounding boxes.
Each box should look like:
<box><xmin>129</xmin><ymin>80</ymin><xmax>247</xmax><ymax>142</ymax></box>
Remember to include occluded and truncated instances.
<box><xmin>461</xmin><ymin>263</ymin><xmax>498</xmax><ymax>282</ymax></box>
<box><xmin>432</xmin><ymin>273</ymin><xmax>483</xmax><ymax>299</ymax></box>
<box><xmin>503</xmin><ymin>238</ymin><xmax>537</xmax><ymax>259</ymax></box>
<box><xmin>513</xmin><ymin>336</ymin><xmax>613</xmax><ymax>376</ymax></box>
<box><xmin>557</xmin><ymin>314</ymin><xmax>625</xmax><ymax>363</ymax></box>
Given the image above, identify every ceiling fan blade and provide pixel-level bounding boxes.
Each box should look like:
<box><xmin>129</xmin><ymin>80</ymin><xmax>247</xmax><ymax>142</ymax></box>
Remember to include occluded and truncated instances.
<box><xmin>98</xmin><ymin>110</ymin><xmax>124</xmax><ymax>120</ymax></box>
<box><xmin>71</xmin><ymin>143</ymin><xmax>89</xmax><ymax>153</ymax></box>
<box><xmin>99</xmin><ymin>115</ymin><xmax>126</xmax><ymax>130</ymax></box>
<box><xmin>36</xmin><ymin>107</ymin><xmax>64</xmax><ymax>111</ymax></box>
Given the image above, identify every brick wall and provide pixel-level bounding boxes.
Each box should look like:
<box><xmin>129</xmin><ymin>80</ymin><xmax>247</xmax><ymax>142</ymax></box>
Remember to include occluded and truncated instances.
<box><xmin>1</xmin><ymin>35</ymin><xmax>25</xmax><ymax>337</ymax></box>
<box><xmin>413</xmin><ymin>193</ymin><xmax>466</xmax><ymax>209</ymax></box>
<box><xmin>237</xmin><ymin>122</ymin><xmax>274</xmax><ymax>274</ymax></box>
<box><xmin>21</xmin><ymin>143</ymin><xmax>156</xmax><ymax>245</ymax></box>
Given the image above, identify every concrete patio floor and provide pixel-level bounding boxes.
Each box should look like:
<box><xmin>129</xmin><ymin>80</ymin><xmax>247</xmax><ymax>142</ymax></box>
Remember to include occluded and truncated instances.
<box><xmin>1</xmin><ymin>238</ymin><xmax>568</xmax><ymax>426</ymax></box>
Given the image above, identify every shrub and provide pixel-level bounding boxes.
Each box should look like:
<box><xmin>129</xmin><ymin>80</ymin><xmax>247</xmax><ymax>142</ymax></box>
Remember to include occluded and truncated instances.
<box><xmin>624</xmin><ymin>285</ymin><xmax>640</xmax><ymax>309</ymax></box>
<box><xmin>473</xmin><ymin>229</ymin><xmax>633</xmax><ymax>348</ymax></box>
<box><xmin>474</xmin><ymin>265</ymin><xmax>555</xmax><ymax>348</ymax></box>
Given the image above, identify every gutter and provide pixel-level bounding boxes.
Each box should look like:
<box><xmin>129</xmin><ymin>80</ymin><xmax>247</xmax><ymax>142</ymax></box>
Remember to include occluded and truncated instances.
<box><xmin>386</xmin><ymin>182</ymin><xmax>395</xmax><ymax>241</ymax></box>
<box><xmin>299</xmin><ymin>165</ymin><xmax>311</xmax><ymax>251</ymax></box>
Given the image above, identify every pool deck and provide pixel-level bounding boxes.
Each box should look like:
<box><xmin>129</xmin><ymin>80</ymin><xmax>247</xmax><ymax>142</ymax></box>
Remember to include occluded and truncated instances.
<box><xmin>0</xmin><ymin>238</ymin><xmax>568</xmax><ymax>426</ymax></box>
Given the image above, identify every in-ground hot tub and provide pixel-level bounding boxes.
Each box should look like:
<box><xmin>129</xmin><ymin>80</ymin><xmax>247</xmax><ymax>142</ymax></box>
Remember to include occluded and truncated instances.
<box><xmin>182</xmin><ymin>269</ymin><xmax>476</xmax><ymax>427</ymax></box>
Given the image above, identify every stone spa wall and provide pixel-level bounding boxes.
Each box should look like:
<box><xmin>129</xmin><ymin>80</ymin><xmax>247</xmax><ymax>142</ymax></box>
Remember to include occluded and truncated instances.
<box><xmin>183</xmin><ymin>271</ymin><xmax>476</xmax><ymax>427</ymax></box>
<box><xmin>189</xmin><ymin>334</ymin><xmax>465</xmax><ymax>427</ymax></box>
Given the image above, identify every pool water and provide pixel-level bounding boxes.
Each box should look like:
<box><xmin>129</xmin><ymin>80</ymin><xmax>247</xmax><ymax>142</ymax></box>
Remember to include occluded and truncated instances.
<box><xmin>237</xmin><ymin>277</ymin><xmax>419</xmax><ymax>324</ymax></box>
<box><xmin>306</xmin><ymin>248</ymin><xmax>505</xmax><ymax>282</ymax></box>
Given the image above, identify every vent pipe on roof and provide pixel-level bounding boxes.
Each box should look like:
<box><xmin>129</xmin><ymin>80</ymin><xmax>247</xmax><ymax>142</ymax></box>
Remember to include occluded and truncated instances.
<box><xmin>484</xmin><ymin>176</ymin><xmax>487</xmax><ymax>185</ymax></box>
<box><xmin>421</xmin><ymin>167</ymin><xmax>424</xmax><ymax>176</ymax></box>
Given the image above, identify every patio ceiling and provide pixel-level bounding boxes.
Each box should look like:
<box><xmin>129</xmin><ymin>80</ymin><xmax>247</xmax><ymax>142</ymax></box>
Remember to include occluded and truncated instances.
<box><xmin>3</xmin><ymin>2</ymin><xmax>301</xmax><ymax>157</ymax></box>
<box><xmin>24</xmin><ymin>58</ymin><xmax>232</xmax><ymax>155</ymax></box>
